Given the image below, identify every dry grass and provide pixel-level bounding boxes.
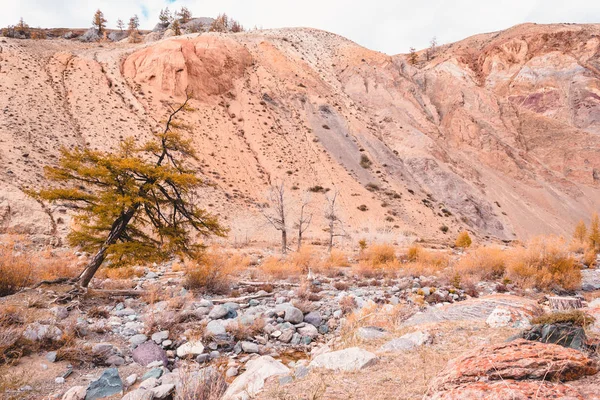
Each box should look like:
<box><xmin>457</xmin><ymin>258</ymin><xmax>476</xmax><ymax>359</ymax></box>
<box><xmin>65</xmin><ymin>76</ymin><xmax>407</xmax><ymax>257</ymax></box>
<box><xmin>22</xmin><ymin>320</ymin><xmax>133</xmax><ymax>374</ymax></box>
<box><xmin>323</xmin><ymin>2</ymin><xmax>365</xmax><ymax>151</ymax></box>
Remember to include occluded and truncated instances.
<box><xmin>226</xmin><ymin>318</ymin><xmax>266</xmax><ymax>341</ymax></box>
<box><xmin>531</xmin><ymin>310</ymin><xmax>595</xmax><ymax>327</ymax></box>
<box><xmin>324</xmin><ymin>249</ymin><xmax>350</xmax><ymax>268</ymax></box>
<box><xmin>506</xmin><ymin>236</ymin><xmax>580</xmax><ymax>291</ymax></box>
<box><xmin>454</xmin><ymin>247</ymin><xmax>507</xmax><ymax>280</ymax></box>
<box><xmin>97</xmin><ymin>266</ymin><xmax>144</xmax><ymax>280</ymax></box>
<box><xmin>185</xmin><ymin>248</ymin><xmax>248</xmax><ymax>294</ymax></box>
<box><xmin>259</xmin><ymin>256</ymin><xmax>302</xmax><ymax>280</ymax></box>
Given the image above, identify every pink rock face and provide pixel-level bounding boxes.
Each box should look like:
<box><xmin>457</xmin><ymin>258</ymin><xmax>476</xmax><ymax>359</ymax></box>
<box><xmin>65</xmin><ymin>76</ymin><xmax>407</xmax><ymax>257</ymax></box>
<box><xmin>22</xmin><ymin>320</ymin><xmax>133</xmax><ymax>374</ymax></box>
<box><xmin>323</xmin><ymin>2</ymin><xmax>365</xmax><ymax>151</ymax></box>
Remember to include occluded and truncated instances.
<box><xmin>132</xmin><ymin>341</ymin><xmax>168</xmax><ymax>367</ymax></box>
<box><xmin>429</xmin><ymin>380</ymin><xmax>584</xmax><ymax>400</ymax></box>
<box><xmin>428</xmin><ymin>339</ymin><xmax>598</xmax><ymax>399</ymax></box>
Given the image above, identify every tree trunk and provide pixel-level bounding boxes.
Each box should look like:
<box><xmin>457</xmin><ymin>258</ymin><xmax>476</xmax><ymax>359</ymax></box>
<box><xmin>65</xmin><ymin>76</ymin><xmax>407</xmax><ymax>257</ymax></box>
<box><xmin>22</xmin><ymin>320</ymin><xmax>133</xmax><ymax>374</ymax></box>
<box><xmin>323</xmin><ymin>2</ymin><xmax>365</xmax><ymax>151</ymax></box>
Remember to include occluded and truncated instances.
<box><xmin>78</xmin><ymin>208</ymin><xmax>137</xmax><ymax>287</ymax></box>
<box><xmin>281</xmin><ymin>229</ymin><xmax>287</xmax><ymax>254</ymax></box>
<box><xmin>298</xmin><ymin>227</ymin><xmax>302</xmax><ymax>252</ymax></box>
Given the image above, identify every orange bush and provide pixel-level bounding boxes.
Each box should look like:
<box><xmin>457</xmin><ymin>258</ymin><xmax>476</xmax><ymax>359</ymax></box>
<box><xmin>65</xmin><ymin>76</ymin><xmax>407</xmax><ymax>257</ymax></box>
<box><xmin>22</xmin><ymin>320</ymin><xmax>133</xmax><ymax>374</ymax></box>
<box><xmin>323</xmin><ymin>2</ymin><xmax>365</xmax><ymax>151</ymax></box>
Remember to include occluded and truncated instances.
<box><xmin>454</xmin><ymin>247</ymin><xmax>507</xmax><ymax>280</ymax></box>
<box><xmin>185</xmin><ymin>249</ymin><xmax>248</xmax><ymax>294</ymax></box>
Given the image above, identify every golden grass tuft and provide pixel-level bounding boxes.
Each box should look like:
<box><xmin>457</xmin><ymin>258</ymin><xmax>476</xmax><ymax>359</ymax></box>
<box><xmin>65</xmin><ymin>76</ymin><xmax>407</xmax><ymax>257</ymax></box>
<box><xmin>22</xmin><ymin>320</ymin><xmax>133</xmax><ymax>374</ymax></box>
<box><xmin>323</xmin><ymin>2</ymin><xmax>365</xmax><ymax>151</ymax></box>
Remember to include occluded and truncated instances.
<box><xmin>455</xmin><ymin>231</ymin><xmax>472</xmax><ymax>248</ymax></box>
<box><xmin>259</xmin><ymin>256</ymin><xmax>302</xmax><ymax>279</ymax></box>
<box><xmin>531</xmin><ymin>310</ymin><xmax>595</xmax><ymax>327</ymax></box>
<box><xmin>185</xmin><ymin>248</ymin><xmax>248</xmax><ymax>294</ymax></box>
<box><xmin>454</xmin><ymin>247</ymin><xmax>507</xmax><ymax>280</ymax></box>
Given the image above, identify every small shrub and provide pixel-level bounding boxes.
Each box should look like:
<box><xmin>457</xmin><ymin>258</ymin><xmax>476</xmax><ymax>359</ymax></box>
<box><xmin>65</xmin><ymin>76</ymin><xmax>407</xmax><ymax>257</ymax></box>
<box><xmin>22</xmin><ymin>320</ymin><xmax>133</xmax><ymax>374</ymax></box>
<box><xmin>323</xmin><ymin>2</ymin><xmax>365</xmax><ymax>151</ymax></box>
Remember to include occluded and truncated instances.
<box><xmin>226</xmin><ymin>319</ymin><xmax>266</xmax><ymax>341</ymax></box>
<box><xmin>455</xmin><ymin>247</ymin><xmax>506</xmax><ymax>281</ymax></box>
<box><xmin>339</xmin><ymin>296</ymin><xmax>357</xmax><ymax>315</ymax></box>
<box><xmin>357</xmin><ymin>204</ymin><xmax>368</xmax><ymax>212</ymax></box>
<box><xmin>333</xmin><ymin>281</ymin><xmax>349</xmax><ymax>291</ymax></box>
<box><xmin>506</xmin><ymin>236</ymin><xmax>580</xmax><ymax>291</ymax></box>
<box><xmin>0</xmin><ymin>242</ymin><xmax>34</xmax><ymax>297</ymax></box>
<box><xmin>324</xmin><ymin>249</ymin><xmax>350</xmax><ymax>268</ymax></box>
<box><xmin>439</xmin><ymin>225</ymin><xmax>449</xmax><ymax>233</ymax></box>
<box><xmin>455</xmin><ymin>231</ymin><xmax>472</xmax><ymax>248</ymax></box>
<box><xmin>583</xmin><ymin>248</ymin><xmax>597</xmax><ymax>267</ymax></box>
<box><xmin>185</xmin><ymin>249</ymin><xmax>247</xmax><ymax>294</ymax></box>
<box><xmin>365</xmin><ymin>183</ymin><xmax>380</xmax><ymax>191</ymax></box>
<box><xmin>259</xmin><ymin>257</ymin><xmax>301</xmax><ymax>279</ymax></box>
<box><xmin>531</xmin><ymin>310</ymin><xmax>594</xmax><ymax>327</ymax></box>
<box><xmin>359</xmin><ymin>155</ymin><xmax>372</xmax><ymax>169</ymax></box>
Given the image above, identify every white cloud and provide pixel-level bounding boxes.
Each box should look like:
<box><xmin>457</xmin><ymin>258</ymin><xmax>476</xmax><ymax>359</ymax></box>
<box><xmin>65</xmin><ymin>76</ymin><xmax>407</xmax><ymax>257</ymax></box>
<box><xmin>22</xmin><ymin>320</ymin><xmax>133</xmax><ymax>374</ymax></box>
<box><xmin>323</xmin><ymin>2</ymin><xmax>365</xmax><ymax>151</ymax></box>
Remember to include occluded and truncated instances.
<box><xmin>2</xmin><ymin>0</ymin><xmax>600</xmax><ymax>54</ymax></box>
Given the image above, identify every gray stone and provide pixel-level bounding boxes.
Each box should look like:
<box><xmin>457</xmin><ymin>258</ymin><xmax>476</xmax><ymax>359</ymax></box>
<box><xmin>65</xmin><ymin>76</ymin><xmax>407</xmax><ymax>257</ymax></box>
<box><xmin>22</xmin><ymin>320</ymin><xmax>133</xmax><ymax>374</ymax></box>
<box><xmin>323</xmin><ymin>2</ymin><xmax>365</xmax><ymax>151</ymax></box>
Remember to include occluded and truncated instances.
<box><xmin>125</xmin><ymin>374</ymin><xmax>137</xmax><ymax>387</ymax></box>
<box><xmin>209</xmin><ymin>305</ymin><xmax>229</xmax><ymax>319</ymax></box>
<box><xmin>304</xmin><ymin>311</ymin><xmax>322</xmax><ymax>327</ymax></box>
<box><xmin>279</xmin><ymin>375</ymin><xmax>293</xmax><ymax>385</ymax></box>
<box><xmin>85</xmin><ymin>368</ymin><xmax>123</xmax><ymax>400</ymax></box>
<box><xmin>309</xmin><ymin>347</ymin><xmax>378</xmax><ymax>371</ymax></box>
<box><xmin>520</xmin><ymin>323</ymin><xmax>587</xmax><ymax>351</ymax></box>
<box><xmin>209</xmin><ymin>350</ymin><xmax>220</xmax><ymax>359</ymax></box>
<box><xmin>132</xmin><ymin>341</ymin><xmax>168</xmax><ymax>367</ymax></box>
<box><xmin>278</xmin><ymin>329</ymin><xmax>294</xmax><ymax>343</ymax></box>
<box><xmin>378</xmin><ymin>331</ymin><xmax>432</xmax><ymax>352</ymax></box>
<box><xmin>151</xmin><ymin>331</ymin><xmax>169</xmax><ymax>344</ymax></box>
<box><xmin>61</xmin><ymin>386</ymin><xmax>86</xmax><ymax>400</ymax></box>
<box><xmin>105</xmin><ymin>355</ymin><xmax>125</xmax><ymax>366</ymax></box>
<box><xmin>284</xmin><ymin>307</ymin><xmax>304</xmax><ymax>324</ymax></box>
<box><xmin>297</xmin><ymin>324</ymin><xmax>319</xmax><ymax>339</ymax></box>
<box><xmin>222</xmin><ymin>356</ymin><xmax>289</xmax><ymax>399</ymax></box>
<box><xmin>226</xmin><ymin>367</ymin><xmax>239</xmax><ymax>378</ymax></box>
<box><xmin>52</xmin><ymin>307</ymin><xmax>69</xmax><ymax>320</ymax></box>
<box><xmin>151</xmin><ymin>384</ymin><xmax>175</xmax><ymax>399</ymax></box>
<box><xmin>121</xmin><ymin>389</ymin><xmax>153</xmax><ymax>400</ymax></box>
<box><xmin>206</xmin><ymin>320</ymin><xmax>226</xmax><ymax>336</ymax></box>
<box><xmin>241</xmin><ymin>342</ymin><xmax>259</xmax><ymax>353</ymax></box>
<box><xmin>129</xmin><ymin>334</ymin><xmax>148</xmax><ymax>347</ymax></box>
<box><xmin>55</xmin><ymin>377</ymin><xmax>65</xmax><ymax>384</ymax></box>
<box><xmin>295</xmin><ymin>365</ymin><xmax>309</xmax><ymax>379</ymax></box>
<box><xmin>142</xmin><ymin>368</ymin><xmax>163</xmax><ymax>381</ymax></box>
<box><xmin>46</xmin><ymin>351</ymin><xmax>57</xmax><ymax>363</ymax></box>
<box><xmin>196</xmin><ymin>354</ymin><xmax>210</xmax><ymax>363</ymax></box>
<box><xmin>23</xmin><ymin>323</ymin><xmax>62</xmax><ymax>341</ymax></box>
<box><xmin>139</xmin><ymin>377</ymin><xmax>158</xmax><ymax>390</ymax></box>
<box><xmin>176</xmin><ymin>341</ymin><xmax>204</xmax><ymax>358</ymax></box>
<box><xmin>357</xmin><ymin>326</ymin><xmax>389</xmax><ymax>341</ymax></box>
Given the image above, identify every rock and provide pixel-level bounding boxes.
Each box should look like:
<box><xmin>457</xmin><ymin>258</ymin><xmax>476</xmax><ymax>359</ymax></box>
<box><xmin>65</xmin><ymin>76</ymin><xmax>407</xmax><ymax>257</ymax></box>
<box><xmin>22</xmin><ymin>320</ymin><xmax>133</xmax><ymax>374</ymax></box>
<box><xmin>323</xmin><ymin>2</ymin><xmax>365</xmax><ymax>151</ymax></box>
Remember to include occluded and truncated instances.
<box><xmin>132</xmin><ymin>342</ymin><xmax>168</xmax><ymax>367</ymax></box>
<box><xmin>520</xmin><ymin>323</ymin><xmax>587</xmax><ymax>350</ymax></box>
<box><xmin>23</xmin><ymin>322</ymin><xmax>62</xmax><ymax>341</ymax></box>
<box><xmin>85</xmin><ymin>368</ymin><xmax>123</xmax><ymax>400</ymax></box>
<box><xmin>278</xmin><ymin>329</ymin><xmax>294</xmax><ymax>343</ymax></box>
<box><xmin>105</xmin><ymin>355</ymin><xmax>125</xmax><ymax>366</ymax></box>
<box><xmin>92</xmin><ymin>343</ymin><xmax>114</xmax><ymax>356</ymax></box>
<box><xmin>226</xmin><ymin>367</ymin><xmax>239</xmax><ymax>378</ymax></box>
<box><xmin>485</xmin><ymin>305</ymin><xmax>533</xmax><ymax>329</ymax></box>
<box><xmin>151</xmin><ymin>384</ymin><xmax>175</xmax><ymax>399</ymax></box>
<box><xmin>139</xmin><ymin>377</ymin><xmax>158</xmax><ymax>390</ymax></box>
<box><xmin>46</xmin><ymin>351</ymin><xmax>57</xmax><ymax>363</ymax></box>
<box><xmin>55</xmin><ymin>377</ymin><xmax>65</xmax><ymax>384</ymax></box>
<box><xmin>129</xmin><ymin>334</ymin><xmax>148</xmax><ymax>347</ymax></box>
<box><xmin>581</xmin><ymin>269</ymin><xmax>600</xmax><ymax>291</ymax></box>
<box><xmin>142</xmin><ymin>368</ymin><xmax>163</xmax><ymax>381</ymax></box>
<box><xmin>209</xmin><ymin>305</ymin><xmax>229</xmax><ymax>319</ymax></box>
<box><xmin>61</xmin><ymin>386</ymin><xmax>86</xmax><ymax>400</ymax></box>
<box><xmin>241</xmin><ymin>341</ymin><xmax>259</xmax><ymax>353</ymax></box>
<box><xmin>548</xmin><ymin>296</ymin><xmax>583</xmax><ymax>310</ymax></box>
<box><xmin>79</xmin><ymin>28</ymin><xmax>100</xmax><ymax>42</ymax></box>
<box><xmin>284</xmin><ymin>307</ymin><xmax>304</xmax><ymax>324</ymax></box>
<box><xmin>206</xmin><ymin>320</ymin><xmax>226</xmax><ymax>336</ymax></box>
<box><xmin>356</xmin><ymin>326</ymin><xmax>389</xmax><ymax>341</ymax></box>
<box><xmin>151</xmin><ymin>331</ymin><xmax>169</xmax><ymax>344</ymax></box>
<box><xmin>429</xmin><ymin>380</ymin><xmax>585</xmax><ymax>400</ymax></box>
<box><xmin>176</xmin><ymin>341</ymin><xmax>205</xmax><ymax>358</ymax></box>
<box><xmin>404</xmin><ymin>295</ymin><xmax>542</xmax><ymax>327</ymax></box>
<box><xmin>295</xmin><ymin>365</ymin><xmax>309</xmax><ymax>379</ymax></box>
<box><xmin>429</xmin><ymin>339</ymin><xmax>598</xmax><ymax>394</ymax></box>
<box><xmin>309</xmin><ymin>347</ymin><xmax>378</xmax><ymax>371</ymax></box>
<box><xmin>121</xmin><ymin>389</ymin><xmax>153</xmax><ymax>400</ymax></box>
<box><xmin>297</xmin><ymin>324</ymin><xmax>319</xmax><ymax>339</ymax></box>
<box><xmin>51</xmin><ymin>306</ymin><xmax>69</xmax><ymax>320</ymax></box>
<box><xmin>222</xmin><ymin>356</ymin><xmax>289</xmax><ymax>399</ymax></box>
<box><xmin>304</xmin><ymin>311</ymin><xmax>322</xmax><ymax>327</ymax></box>
<box><xmin>125</xmin><ymin>374</ymin><xmax>137</xmax><ymax>387</ymax></box>
<box><xmin>378</xmin><ymin>331</ymin><xmax>432</xmax><ymax>352</ymax></box>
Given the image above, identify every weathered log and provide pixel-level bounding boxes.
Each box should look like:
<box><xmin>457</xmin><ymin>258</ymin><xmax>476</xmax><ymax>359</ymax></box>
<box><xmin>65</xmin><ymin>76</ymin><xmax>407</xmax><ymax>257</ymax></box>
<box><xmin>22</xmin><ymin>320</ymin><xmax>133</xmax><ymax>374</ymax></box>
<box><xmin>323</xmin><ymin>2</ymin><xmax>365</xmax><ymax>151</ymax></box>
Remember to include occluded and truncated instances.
<box><xmin>212</xmin><ymin>292</ymin><xmax>273</xmax><ymax>304</ymax></box>
<box><xmin>548</xmin><ymin>296</ymin><xmax>583</xmax><ymax>311</ymax></box>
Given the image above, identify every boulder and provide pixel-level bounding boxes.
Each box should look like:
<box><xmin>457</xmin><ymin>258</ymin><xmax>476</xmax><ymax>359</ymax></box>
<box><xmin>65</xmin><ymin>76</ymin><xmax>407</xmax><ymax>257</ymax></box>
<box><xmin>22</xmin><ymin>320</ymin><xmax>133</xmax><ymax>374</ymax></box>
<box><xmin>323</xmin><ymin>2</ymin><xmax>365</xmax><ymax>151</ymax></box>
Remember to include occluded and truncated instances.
<box><xmin>132</xmin><ymin>341</ymin><xmax>168</xmax><ymax>367</ymax></box>
<box><xmin>485</xmin><ymin>305</ymin><xmax>534</xmax><ymax>329</ymax></box>
<box><xmin>519</xmin><ymin>323</ymin><xmax>587</xmax><ymax>351</ymax></box>
<box><xmin>429</xmin><ymin>339</ymin><xmax>597</xmax><ymax>393</ymax></box>
<box><xmin>206</xmin><ymin>320</ymin><xmax>226</xmax><ymax>336</ymax></box>
<box><xmin>176</xmin><ymin>341</ymin><xmax>205</xmax><ymax>358</ymax></box>
<box><xmin>284</xmin><ymin>307</ymin><xmax>304</xmax><ymax>324</ymax></box>
<box><xmin>85</xmin><ymin>368</ymin><xmax>123</xmax><ymax>400</ymax></box>
<box><xmin>356</xmin><ymin>326</ymin><xmax>389</xmax><ymax>341</ymax></box>
<box><xmin>309</xmin><ymin>347</ymin><xmax>378</xmax><ymax>371</ymax></box>
<box><xmin>297</xmin><ymin>324</ymin><xmax>319</xmax><ymax>339</ymax></box>
<box><xmin>151</xmin><ymin>384</ymin><xmax>175</xmax><ymax>399</ymax></box>
<box><xmin>121</xmin><ymin>389</ymin><xmax>153</xmax><ymax>400</ymax></box>
<box><xmin>378</xmin><ymin>330</ymin><xmax>432</xmax><ymax>352</ymax></box>
<box><xmin>241</xmin><ymin>341</ymin><xmax>259</xmax><ymax>353</ymax></box>
<box><xmin>222</xmin><ymin>356</ymin><xmax>289</xmax><ymax>399</ymax></box>
<box><xmin>23</xmin><ymin>322</ymin><xmax>62</xmax><ymax>341</ymax></box>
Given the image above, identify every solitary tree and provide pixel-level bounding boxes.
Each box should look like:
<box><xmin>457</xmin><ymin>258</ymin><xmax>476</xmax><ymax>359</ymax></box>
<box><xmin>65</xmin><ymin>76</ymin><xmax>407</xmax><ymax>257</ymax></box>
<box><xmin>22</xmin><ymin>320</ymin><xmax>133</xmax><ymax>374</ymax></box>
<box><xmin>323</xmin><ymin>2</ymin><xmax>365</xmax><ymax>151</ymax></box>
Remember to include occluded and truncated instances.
<box><xmin>15</xmin><ymin>17</ymin><xmax>29</xmax><ymax>36</ymax></box>
<box><xmin>324</xmin><ymin>192</ymin><xmax>345</xmax><ymax>252</ymax></box>
<box><xmin>573</xmin><ymin>220</ymin><xmax>587</xmax><ymax>243</ymax></box>
<box><xmin>590</xmin><ymin>213</ymin><xmax>600</xmax><ymax>251</ymax></box>
<box><xmin>230</xmin><ymin>20</ymin><xmax>243</xmax><ymax>33</ymax></box>
<box><xmin>172</xmin><ymin>19</ymin><xmax>182</xmax><ymax>36</ymax></box>
<box><xmin>92</xmin><ymin>9</ymin><xmax>107</xmax><ymax>35</ymax></box>
<box><xmin>116</xmin><ymin>19</ymin><xmax>125</xmax><ymax>32</ymax></box>
<box><xmin>294</xmin><ymin>193</ymin><xmax>312</xmax><ymax>251</ymax></box>
<box><xmin>31</xmin><ymin>93</ymin><xmax>226</xmax><ymax>287</ymax></box>
<box><xmin>128</xmin><ymin>15</ymin><xmax>140</xmax><ymax>32</ymax></box>
<box><xmin>260</xmin><ymin>183</ymin><xmax>288</xmax><ymax>254</ymax></box>
<box><xmin>210</xmin><ymin>13</ymin><xmax>229</xmax><ymax>32</ymax></box>
<box><xmin>177</xmin><ymin>7</ymin><xmax>192</xmax><ymax>24</ymax></box>
<box><xmin>426</xmin><ymin>36</ymin><xmax>437</xmax><ymax>61</ymax></box>
<box><xmin>408</xmin><ymin>47</ymin><xmax>418</xmax><ymax>65</ymax></box>
<box><xmin>159</xmin><ymin>8</ymin><xmax>173</xmax><ymax>26</ymax></box>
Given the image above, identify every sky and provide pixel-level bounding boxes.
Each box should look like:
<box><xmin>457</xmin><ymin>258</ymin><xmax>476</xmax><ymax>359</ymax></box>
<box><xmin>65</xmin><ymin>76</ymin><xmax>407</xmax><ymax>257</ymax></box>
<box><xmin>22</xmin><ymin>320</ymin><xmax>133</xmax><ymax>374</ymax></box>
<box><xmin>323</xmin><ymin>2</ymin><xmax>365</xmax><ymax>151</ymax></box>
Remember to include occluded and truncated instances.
<box><xmin>2</xmin><ymin>0</ymin><xmax>600</xmax><ymax>54</ymax></box>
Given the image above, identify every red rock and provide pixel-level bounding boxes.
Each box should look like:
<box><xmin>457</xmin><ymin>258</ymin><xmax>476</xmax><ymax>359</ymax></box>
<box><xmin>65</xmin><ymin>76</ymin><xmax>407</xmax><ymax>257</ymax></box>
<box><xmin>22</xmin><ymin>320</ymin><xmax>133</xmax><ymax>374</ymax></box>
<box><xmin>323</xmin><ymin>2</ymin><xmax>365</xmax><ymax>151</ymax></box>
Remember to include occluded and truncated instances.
<box><xmin>429</xmin><ymin>339</ymin><xmax>597</xmax><ymax>396</ymax></box>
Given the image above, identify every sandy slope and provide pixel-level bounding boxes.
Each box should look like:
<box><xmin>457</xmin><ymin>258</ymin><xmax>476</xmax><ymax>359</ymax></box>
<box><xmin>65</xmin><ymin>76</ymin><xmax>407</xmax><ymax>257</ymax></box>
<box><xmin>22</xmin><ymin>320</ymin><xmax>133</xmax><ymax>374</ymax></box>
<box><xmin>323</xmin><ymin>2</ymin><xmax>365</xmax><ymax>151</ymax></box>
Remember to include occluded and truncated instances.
<box><xmin>1</xmin><ymin>23</ymin><xmax>600</xmax><ymax>245</ymax></box>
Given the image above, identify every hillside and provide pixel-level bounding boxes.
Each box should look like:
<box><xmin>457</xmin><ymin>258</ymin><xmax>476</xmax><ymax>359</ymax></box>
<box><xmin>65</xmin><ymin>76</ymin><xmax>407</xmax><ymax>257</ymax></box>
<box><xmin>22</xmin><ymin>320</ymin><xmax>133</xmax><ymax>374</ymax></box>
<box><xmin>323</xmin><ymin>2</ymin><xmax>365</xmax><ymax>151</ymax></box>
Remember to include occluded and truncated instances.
<box><xmin>1</xmin><ymin>22</ymin><xmax>600</xmax><ymax>246</ymax></box>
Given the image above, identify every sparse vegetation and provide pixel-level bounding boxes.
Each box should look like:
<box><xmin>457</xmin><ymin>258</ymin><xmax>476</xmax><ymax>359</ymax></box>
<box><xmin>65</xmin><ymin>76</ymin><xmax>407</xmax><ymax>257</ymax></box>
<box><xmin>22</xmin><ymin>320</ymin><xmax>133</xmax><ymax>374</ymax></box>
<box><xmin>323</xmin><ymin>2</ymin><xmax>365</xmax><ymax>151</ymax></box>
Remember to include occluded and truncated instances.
<box><xmin>185</xmin><ymin>249</ymin><xmax>248</xmax><ymax>294</ymax></box>
<box><xmin>531</xmin><ymin>310</ymin><xmax>594</xmax><ymax>327</ymax></box>
<box><xmin>455</xmin><ymin>231</ymin><xmax>472</xmax><ymax>248</ymax></box>
<box><xmin>360</xmin><ymin>154</ymin><xmax>372</xmax><ymax>169</ymax></box>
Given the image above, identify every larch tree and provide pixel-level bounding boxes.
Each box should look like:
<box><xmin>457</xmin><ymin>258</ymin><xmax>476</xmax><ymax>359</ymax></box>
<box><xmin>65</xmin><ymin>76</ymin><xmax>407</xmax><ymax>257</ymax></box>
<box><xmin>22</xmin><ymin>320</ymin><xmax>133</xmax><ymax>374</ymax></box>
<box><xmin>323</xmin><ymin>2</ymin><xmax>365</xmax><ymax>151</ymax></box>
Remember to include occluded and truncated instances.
<box><xmin>172</xmin><ymin>19</ymin><xmax>182</xmax><ymax>36</ymax></box>
<box><xmin>590</xmin><ymin>213</ymin><xmax>600</xmax><ymax>251</ymax></box>
<box><xmin>177</xmin><ymin>7</ymin><xmax>192</xmax><ymax>24</ymax></box>
<box><xmin>116</xmin><ymin>19</ymin><xmax>125</xmax><ymax>32</ymax></box>
<box><xmin>159</xmin><ymin>8</ymin><xmax>173</xmax><ymax>26</ymax></box>
<box><xmin>92</xmin><ymin>9</ymin><xmax>107</xmax><ymax>35</ymax></box>
<box><xmin>408</xmin><ymin>47</ymin><xmax>418</xmax><ymax>65</ymax></box>
<box><xmin>210</xmin><ymin>14</ymin><xmax>229</xmax><ymax>32</ymax></box>
<box><xmin>128</xmin><ymin>15</ymin><xmax>140</xmax><ymax>43</ymax></box>
<box><xmin>573</xmin><ymin>220</ymin><xmax>587</xmax><ymax>243</ymax></box>
<box><xmin>31</xmin><ymin>93</ymin><xmax>226</xmax><ymax>287</ymax></box>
